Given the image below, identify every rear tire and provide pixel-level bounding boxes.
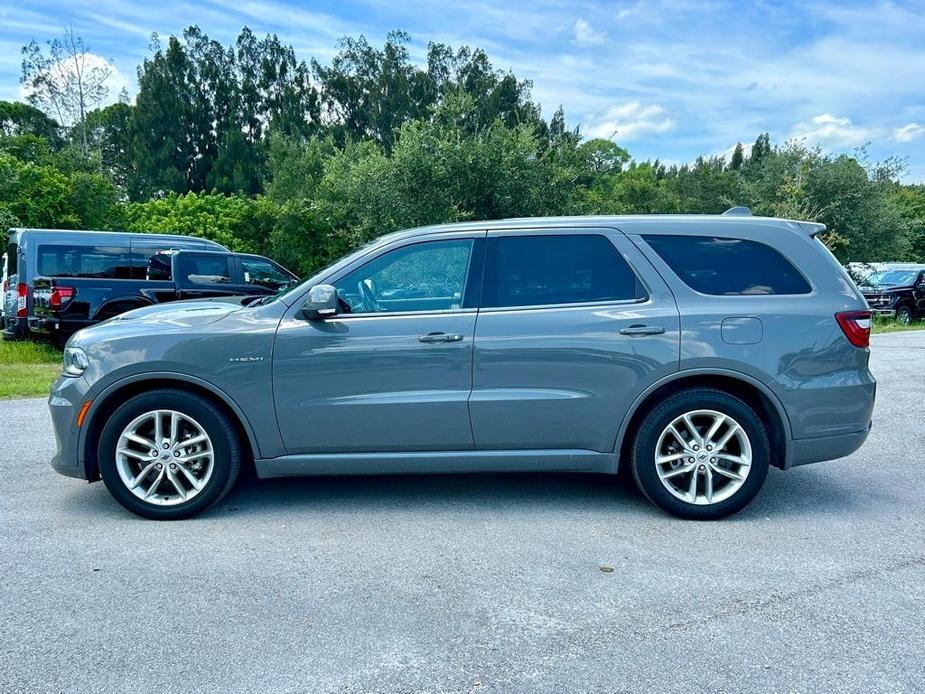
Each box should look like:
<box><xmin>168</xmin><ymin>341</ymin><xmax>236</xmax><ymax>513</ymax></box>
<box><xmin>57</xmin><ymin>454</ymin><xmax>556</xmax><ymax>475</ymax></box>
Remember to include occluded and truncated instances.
<box><xmin>98</xmin><ymin>389</ymin><xmax>241</xmax><ymax>520</ymax></box>
<box><xmin>630</xmin><ymin>388</ymin><xmax>770</xmax><ymax>520</ymax></box>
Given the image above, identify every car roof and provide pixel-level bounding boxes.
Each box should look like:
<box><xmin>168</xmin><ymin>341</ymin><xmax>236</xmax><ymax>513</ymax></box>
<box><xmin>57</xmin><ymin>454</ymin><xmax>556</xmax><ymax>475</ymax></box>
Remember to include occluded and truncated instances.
<box><xmin>373</xmin><ymin>214</ymin><xmax>826</xmax><ymax>245</ymax></box>
<box><xmin>7</xmin><ymin>228</ymin><xmax>227</xmax><ymax>249</ymax></box>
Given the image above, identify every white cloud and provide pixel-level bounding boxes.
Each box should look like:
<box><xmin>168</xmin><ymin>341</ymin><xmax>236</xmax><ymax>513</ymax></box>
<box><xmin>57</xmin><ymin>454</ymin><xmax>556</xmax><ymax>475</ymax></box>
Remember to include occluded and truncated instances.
<box><xmin>19</xmin><ymin>52</ymin><xmax>132</xmax><ymax>117</ymax></box>
<box><xmin>893</xmin><ymin>123</ymin><xmax>925</xmax><ymax>143</ymax></box>
<box><xmin>584</xmin><ymin>101</ymin><xmax>675</xmax><ymax>141</ymax></box>
<box><xmin>788</xmin><ymin>113</ymin><xmax>872</xmax><ymax>147</ymax></box>
<box><xmin>573</xmin><ymin>19</ymin><xmax>607</xmax><ymax>46</ymax></box>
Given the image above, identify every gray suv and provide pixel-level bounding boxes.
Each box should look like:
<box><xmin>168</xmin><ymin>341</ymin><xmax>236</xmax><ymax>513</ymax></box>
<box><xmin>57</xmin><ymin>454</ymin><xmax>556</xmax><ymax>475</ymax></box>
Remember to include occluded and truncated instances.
<box><xmin>48</xmin><ymin>212</ymin><xmax>876</xmax><ymax>520</ymax></box>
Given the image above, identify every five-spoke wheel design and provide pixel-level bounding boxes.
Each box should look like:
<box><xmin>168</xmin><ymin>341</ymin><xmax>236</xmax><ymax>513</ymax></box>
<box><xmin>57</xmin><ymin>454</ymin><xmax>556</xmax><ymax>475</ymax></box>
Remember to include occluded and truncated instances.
<box><xmin>115</xmin><ymin>409</ymin><xmax>215</xmax><ymax>506</ymax></box>
<box><xmin>655</xmin><ymin>409</ymin><xmax>752</xmax><ymax>505</ymax></box>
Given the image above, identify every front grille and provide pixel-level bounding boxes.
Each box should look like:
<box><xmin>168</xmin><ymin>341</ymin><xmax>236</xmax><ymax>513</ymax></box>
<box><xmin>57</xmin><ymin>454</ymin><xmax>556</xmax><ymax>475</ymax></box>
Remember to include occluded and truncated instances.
<box><xmin>864</xmin><ymin>294</ymin><xmax>891</xmax><ymax>308</ymax></box>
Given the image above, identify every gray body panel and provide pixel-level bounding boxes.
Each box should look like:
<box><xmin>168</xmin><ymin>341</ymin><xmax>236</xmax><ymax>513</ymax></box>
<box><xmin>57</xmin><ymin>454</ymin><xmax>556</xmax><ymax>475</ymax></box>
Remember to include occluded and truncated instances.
<box><xmin>48</xmin><ymin>213</ymin><xmax>875</xmax><ymax>485</ymax></box>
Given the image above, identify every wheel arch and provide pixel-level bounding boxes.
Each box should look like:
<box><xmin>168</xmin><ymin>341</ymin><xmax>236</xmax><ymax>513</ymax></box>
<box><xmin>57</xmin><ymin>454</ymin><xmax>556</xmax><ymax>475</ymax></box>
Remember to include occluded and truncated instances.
<box><xmin>614</xmin><ymin>370</ymin><xmax>792</xmax><ymax>472</ymax></box>
<box><xmin>80</xmin><ymin>373</ymin><xmax>259</xmax><ymax>481</ymax></box>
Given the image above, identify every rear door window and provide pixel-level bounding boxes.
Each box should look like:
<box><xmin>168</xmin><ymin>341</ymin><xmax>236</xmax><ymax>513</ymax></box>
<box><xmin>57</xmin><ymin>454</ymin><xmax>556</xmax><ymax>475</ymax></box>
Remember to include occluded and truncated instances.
<box><xmin>37</xmin><ymin>245</ymin><xmax>133</xmax><ymax>279</ymax></box>
<box><xmin>642</xmin><ymin>235</ymin><xmax>811</xmax><ymax>295</ymax></box>
<box><xmin>5</xmin><ymin>240</ymin><xmax>17</xmax><ymax>276</ymax></box>
<box><xmin>176</xmin><ymin>255</ymin><xmax>232</xmax><ymax>285</ymax></box>
<box><xmin>481</xmin><ymin>234</ymin><xmax>644</xmax><ymax>308</ymax></box>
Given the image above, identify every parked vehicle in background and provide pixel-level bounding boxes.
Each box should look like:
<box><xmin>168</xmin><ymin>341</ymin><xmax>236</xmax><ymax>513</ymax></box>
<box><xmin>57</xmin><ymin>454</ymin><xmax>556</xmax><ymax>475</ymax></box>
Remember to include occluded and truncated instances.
<box><xmin>49</xmin><ymin>210</ymin><xmax>876</xmax><ymax>521</ymax></box>
<box><xmin>856</xmin><ymin>263</ymin><xmax>925</xmax><ymax>324</ymax></box>
<box><xmin>2</xmin><ymin>229</ymin><xmax>297</xmax><ymax>342</ymax></box>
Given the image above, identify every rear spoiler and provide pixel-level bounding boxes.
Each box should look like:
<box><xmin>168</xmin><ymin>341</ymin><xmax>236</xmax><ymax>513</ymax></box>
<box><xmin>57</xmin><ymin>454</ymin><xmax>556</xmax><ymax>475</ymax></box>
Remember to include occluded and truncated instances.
<box><xmin>799</xmin><ymin>222</ymin><xmax>827</xmax><ymax>237</ymax></box>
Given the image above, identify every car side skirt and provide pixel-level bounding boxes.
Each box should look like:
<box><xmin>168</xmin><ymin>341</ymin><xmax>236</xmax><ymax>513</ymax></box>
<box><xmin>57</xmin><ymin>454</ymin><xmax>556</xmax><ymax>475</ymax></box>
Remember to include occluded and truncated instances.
<box><xmin>255</xmin><ymin>449</ymin><xmax>618</xmax><ymax>478</ymax></box>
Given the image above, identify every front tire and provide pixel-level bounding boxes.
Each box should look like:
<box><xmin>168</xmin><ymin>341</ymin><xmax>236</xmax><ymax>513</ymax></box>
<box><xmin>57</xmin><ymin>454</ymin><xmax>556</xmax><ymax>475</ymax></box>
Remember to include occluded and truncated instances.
<box><xmin>98</xmin><ymin>389</ymin><xmax>241</xmax><ymax>519</ymax></box>
<box><xmin>896</xmin><ymin>305</ymin><xmax>914</xmax><ymax>325</ymax></box>
<box><xmin>630</xmin><ymin>388</ymin><xmax>770</xmax><ymax>520</ymax></box>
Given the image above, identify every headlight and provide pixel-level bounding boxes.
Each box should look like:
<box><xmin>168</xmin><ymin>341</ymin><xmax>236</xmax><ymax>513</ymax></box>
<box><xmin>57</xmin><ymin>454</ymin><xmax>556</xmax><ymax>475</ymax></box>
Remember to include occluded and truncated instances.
<box><xmin>63</xmin><ymin>346</ymin><xmax>90</xmax><ymax>377</ymax></box>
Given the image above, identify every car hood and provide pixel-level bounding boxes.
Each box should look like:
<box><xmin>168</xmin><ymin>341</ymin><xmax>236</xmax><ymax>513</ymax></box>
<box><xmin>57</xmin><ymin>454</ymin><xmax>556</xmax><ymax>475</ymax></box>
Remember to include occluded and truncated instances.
<box><xmin>108</xmin><ymin>297</ymin><xmax>248</xmax><ymax>327</ymax></box>
<box><xmin>860</xmin><ymin>284</ymin><xmax>913</xmax><ymax>292</ymax></box>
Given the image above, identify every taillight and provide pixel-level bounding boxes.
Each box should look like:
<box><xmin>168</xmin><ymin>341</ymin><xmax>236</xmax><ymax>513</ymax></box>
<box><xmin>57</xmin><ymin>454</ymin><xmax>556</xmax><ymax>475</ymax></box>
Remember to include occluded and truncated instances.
<box><xmin>16</xmin><ymin>282</ymin><xmax>27</xmax><ymax>317</ymax></box>
<box><xmin>50</xmin><ymin>286</ymin><xmax>75</xmax><ymax>310</ymax></box>
<box><xmin>835</xmin><ymin>310</ymin><xmax>872</xmax><ymax>348</ymax></box>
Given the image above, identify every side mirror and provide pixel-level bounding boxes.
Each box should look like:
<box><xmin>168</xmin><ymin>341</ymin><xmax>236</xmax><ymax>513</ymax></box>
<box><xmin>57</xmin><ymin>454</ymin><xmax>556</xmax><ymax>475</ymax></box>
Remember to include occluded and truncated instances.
<box><xmin>300</xmin><ymin>284</ymin><xmax>338</xmax><ymax>320</ymax></box>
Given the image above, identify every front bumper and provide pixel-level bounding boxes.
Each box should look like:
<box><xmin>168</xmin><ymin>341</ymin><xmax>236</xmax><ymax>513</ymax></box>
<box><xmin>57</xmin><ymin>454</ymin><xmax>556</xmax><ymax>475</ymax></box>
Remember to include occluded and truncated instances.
<box><xmin>48</xmin><ymin>374</ymin><xmax>92</xmax><ymax>480</ymax></box>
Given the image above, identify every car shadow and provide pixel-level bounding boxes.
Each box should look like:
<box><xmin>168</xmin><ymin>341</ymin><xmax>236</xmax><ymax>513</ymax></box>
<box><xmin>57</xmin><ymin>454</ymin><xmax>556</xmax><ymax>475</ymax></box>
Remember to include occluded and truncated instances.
<box><xmin>59</xmin><ymin>461</ymin><xmax>877</xmax><ymax>523</ymax></box>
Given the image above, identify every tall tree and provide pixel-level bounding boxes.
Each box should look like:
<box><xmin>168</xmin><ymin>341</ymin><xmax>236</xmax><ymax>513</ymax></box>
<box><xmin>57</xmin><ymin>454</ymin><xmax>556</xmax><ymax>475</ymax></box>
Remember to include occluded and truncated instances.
<box><xmin>20</xmin><ymin>28</ymin><xmax>113</xmax><ymax>156</ymax></box>
<box><xmin>729</xmin><ymin>142</ymin><xmax>745</xmax><ymax>170</ymax></box>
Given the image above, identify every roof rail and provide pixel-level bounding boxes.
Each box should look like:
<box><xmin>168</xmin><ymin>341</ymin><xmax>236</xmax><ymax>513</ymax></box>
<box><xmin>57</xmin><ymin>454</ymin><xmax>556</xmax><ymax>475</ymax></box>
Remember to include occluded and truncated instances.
<box><xmin>722</xmin><ymin>206</ymin><xmax>752</xmax><ymax>216</ymax></box>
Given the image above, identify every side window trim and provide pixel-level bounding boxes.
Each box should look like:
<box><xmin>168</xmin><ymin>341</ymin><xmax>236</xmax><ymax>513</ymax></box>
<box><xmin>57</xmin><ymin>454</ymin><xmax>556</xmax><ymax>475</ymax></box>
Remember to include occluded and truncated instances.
<box><xmin>326</xmin><ymin>236</ymin><xmax>485</xmax><ymax>318</ymax></box>
<box><xmin>479</xmin><ymin>230</ymin><xmax>648</xmax><ymax>311</ymax></box>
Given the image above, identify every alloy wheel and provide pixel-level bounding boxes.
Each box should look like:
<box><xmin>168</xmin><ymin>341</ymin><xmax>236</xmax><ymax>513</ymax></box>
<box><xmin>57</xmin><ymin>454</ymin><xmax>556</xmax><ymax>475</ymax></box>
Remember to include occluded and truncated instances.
<box><xmin>654</xmin><ymin>409</ymin><xmax>752</xmax><ymax>506</ymax></box>
<box><xmin>114</xmin><ymin>409</ymin><xmax>215</xmax><ymax>506</ymax></box>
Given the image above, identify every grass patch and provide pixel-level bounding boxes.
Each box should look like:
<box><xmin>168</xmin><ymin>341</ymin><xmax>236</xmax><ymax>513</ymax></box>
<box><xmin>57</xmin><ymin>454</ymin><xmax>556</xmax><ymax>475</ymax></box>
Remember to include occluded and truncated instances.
<box><xmin>871</xmin><ymin>317</ymin><xmax>925</xmax><ymax>334</ymax></box>
<box><xmin>0</xmin><ymin>340</ymin><xmax>62</xmax><ymax>399</ymax></box>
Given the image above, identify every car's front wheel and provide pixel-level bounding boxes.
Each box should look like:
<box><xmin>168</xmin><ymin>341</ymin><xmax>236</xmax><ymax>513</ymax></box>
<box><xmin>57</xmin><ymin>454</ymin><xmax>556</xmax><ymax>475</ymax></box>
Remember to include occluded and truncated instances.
<box><xmin>630</xmin><ymin>388</ymin><xmax>770</xmax><ymax>520</ymax></box>
<box><xmin>896</xmin><ymin>305</ymin><xmax>914</xmax><ymax>325</ymax></box>
<box><xmin>98</xmin><ymin>389</ymin><xmax>241</xmax><ymax>519</ymax></box>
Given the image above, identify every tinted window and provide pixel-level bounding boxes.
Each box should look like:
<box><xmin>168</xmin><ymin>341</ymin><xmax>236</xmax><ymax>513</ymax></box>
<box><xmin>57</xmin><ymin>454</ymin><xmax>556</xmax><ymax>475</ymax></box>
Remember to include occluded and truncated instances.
<box><xmin>131</xmin><ymin>245</ymin><xmax>182</xmax><ymax>280</ymax></box>
<box><xmin>144</xmin><ymin>254</ymin><xmax>173</xmax><ymax>281</ymax></box>
<box><xmin>643</xmin><ymin>235</ymin><xmax>811</xmax><ymax>295</ymax></box>
<box><xmin>240</xmin><ymin>257</ymin><xmax>292</xmax><ymax>290</ymax></box>
<box><xmin>334</xmin><ymin>239</ymin><xmax>475</xmax><ymax>314</ymax></box>
<box><xmin>482</xmin><ymin>234</ymin><xmax>642</xmax><ymax>308</ymax></box>
<box><xmin>37</xmin><ymin>245</ymin><xmax>133</xmax><ymax>279</ymax></box>
<box><xmin>177</xmin><ymin>255</ymin><xmax>232</xmax><ymax>285</ymax></box>
<box><xmin>5</xmin><ymin>241</ymin><xmax>16</xmax><ymax>275</ymax></box>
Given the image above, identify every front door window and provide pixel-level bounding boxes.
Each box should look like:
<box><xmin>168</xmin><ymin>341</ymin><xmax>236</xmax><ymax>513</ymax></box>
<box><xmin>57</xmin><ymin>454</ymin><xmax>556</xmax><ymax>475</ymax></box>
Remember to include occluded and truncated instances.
<box><xmin>334</xmin><ymin>239</ymin><xmax>475</xmax><ymax>314</ymax></box>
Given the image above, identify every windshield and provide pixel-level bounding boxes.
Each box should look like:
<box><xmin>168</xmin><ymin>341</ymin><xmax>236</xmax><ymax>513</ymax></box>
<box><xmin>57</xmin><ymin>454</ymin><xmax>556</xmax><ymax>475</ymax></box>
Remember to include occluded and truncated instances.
<box><xmin>865</xmin><ymin>270</ymin><xmax>919</xmax><ymax>287</ymax></box>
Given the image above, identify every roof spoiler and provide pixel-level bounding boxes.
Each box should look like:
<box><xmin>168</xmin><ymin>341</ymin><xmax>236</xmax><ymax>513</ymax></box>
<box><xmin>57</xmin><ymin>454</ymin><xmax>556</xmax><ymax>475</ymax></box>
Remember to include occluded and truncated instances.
<box><xmin>799</xmin><ymin>222</ymin><xmax>826</xmax><ymax>237</ymax></box>
<box><xmin>721</xmin><ymin>206</ymin><xmax>752</xmax><ymax>216</ymax></box>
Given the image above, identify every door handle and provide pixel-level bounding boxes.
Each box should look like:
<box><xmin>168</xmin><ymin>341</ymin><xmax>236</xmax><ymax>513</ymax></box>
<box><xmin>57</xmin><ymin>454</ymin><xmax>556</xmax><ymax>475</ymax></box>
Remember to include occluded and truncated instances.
<box><xmin>620</xmin><ymin>324</ymin><xmax>665</xmax><ymax>336</ymax></box>
<box><xmin>418</xmin><ymin>332</ymin><xmax>464</xmax><ymax>343</ymax></box>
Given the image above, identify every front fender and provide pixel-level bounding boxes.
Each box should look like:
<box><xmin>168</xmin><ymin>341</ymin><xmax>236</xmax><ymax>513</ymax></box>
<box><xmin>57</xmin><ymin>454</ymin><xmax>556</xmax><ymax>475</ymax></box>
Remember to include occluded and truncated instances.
<box><xmin>78</xmin><ymin>370</ymin><xmax>273</xmax><ymax>470</ymax></box>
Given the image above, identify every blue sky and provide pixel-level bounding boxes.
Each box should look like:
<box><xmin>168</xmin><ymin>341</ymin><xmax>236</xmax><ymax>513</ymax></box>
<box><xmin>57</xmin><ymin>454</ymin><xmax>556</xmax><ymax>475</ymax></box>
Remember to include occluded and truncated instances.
<box><xmin>2</xmin><ymin>0</ymin><xmax>923</xmax><ymax>181</ymax></box>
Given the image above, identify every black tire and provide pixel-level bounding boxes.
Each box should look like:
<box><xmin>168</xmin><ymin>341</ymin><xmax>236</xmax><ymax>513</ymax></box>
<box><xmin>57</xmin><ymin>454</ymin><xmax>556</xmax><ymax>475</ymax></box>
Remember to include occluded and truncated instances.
<box><xmin>98</xmin><ymin>389</ymin><xmax>241</xmax><ymax>520</ymax></box>
<box><xmin>630</xmin><ymin>388</ymin><xmax>770</xmax><ymax>520</ymax></box>
<box><xmin>896</xmin><ymin>305</ymin><xmax>914</xmax><ymax>325</ymax></box>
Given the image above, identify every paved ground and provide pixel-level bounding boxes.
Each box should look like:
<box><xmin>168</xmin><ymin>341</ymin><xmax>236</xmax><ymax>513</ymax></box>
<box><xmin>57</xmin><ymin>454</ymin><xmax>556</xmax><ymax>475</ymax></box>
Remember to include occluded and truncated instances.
<box><xmin>1</xmin><ymin>332</ymin><xmax>924</xmax><ymax>693</ymax></box>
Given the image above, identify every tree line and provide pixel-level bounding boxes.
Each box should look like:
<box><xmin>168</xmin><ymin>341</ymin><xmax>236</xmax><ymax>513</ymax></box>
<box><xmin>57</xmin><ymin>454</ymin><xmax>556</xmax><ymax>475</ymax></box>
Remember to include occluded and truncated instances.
<box><xmin>2</xmin><ymin>27</ymin><xmax>923</xmax><ymax>277</ymax></box>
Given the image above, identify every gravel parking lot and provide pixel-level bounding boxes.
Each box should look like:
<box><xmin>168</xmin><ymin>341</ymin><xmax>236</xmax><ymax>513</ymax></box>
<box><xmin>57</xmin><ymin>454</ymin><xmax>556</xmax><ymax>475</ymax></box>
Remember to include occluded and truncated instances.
<box><xmin>1</xmin><ymin>332</ymin><xmax>923</xmax><ymax>693</ymax></box>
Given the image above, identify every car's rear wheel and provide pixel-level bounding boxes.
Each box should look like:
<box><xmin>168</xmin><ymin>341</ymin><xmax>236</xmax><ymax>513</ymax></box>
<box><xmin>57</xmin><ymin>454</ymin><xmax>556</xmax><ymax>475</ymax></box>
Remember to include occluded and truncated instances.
<box><xmin>98</xmin><ymin>389</ymin><xmax>241</xmax><ymax>519</ymax></box>
<box><xmin>630</xmin><ymin>388</ymin><xmax>770</xmax><ymax>520</ymax></box>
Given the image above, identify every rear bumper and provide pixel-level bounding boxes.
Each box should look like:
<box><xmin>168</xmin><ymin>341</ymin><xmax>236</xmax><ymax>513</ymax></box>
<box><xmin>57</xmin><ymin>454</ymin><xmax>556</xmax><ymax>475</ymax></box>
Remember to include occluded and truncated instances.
<box><xmin>28</xmin><ymin>316</ymin><xmax>95</xmax><ymax>335</ymax></box>
<box><xmin>2</xmin><ymin>315</ymin><xmax>28</xmax><ymax>339</ymax></box>
<box><xmin>785</xmin><ymin>424</ymin><xmax>871</xmax><ymax>469</ymax></box>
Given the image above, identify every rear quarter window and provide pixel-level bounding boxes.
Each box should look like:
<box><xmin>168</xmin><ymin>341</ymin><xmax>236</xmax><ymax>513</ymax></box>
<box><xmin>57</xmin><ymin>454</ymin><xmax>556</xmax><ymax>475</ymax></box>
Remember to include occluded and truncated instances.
<box><xmin>642</xmin><ymin>234</ymin><xmax>811</xmax><ymax>295</ymax></box>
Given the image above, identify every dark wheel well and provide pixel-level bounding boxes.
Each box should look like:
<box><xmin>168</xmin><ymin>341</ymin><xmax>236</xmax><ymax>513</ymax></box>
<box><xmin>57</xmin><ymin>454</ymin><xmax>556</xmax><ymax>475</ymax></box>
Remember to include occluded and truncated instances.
<box><xmin>83</xmin><ymin>378</ymin><xmax>255</xmax><ymax>481</ymax></box>
<box><xmin>619</xmin><ymin>375</ymin><xmax>789</xmax><ymax>470</ymax></box>
<box><xmin>94</xmin><ymin>299</ymin><xmax>151</xmax><ymax>321</ymax></box>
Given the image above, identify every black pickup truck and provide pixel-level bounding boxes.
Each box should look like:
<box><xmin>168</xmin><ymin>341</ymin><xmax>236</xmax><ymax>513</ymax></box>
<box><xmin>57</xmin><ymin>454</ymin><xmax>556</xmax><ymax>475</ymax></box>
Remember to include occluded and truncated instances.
<box><xmin>859</xmin><ymin>265</ymin><xmax>925</xmax><ymax>324</ymax></box>
<box><xmin>3</xmin><ymin>228</ymin><xmax>297</xmax><ymax>341</ymax></box>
